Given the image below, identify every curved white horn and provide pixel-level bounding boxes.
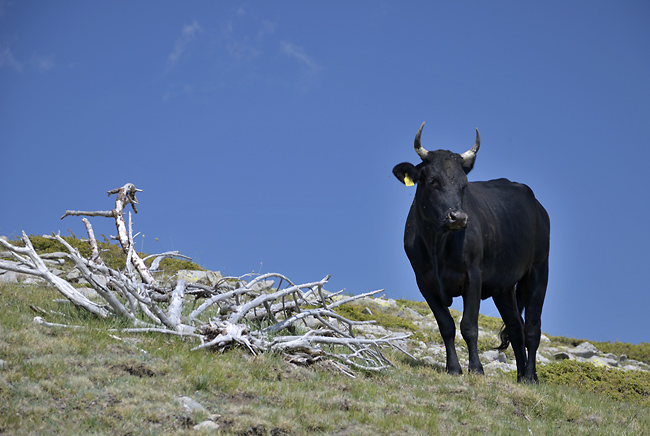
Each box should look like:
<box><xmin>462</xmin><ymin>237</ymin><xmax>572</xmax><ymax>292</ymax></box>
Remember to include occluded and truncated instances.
<box><xmin>460</xmin><ymin>128</ymin><xmax>480</xmax><ymax>163</ymax></box>
<box><xmin>414</xmin><ymin>122</ymin><xmax>429</xmax><ymax>160</ymax></box>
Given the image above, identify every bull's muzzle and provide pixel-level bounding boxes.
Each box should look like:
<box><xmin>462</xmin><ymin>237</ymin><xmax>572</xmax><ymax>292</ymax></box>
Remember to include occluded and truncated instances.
<box><xmin>445</xmin><ymin>210</ymin><xmax>468</xmax><ymax>230</ymax></box>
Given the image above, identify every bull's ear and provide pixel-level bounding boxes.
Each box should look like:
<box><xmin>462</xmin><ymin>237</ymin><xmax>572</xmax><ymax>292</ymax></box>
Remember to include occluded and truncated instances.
<box><xmin>393</xmin><ymin>163</ymin><xmax>418</xmax><ymax>187</ymax></box>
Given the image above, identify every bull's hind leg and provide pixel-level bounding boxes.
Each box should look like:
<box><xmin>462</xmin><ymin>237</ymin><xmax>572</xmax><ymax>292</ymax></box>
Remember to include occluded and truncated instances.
<box><xmin>492</xmin><ymin>287</ymin><xmax>527</xmax><ymax>382</ymax></box>
<box><xmin>521</xmin><ymin>260</ymin><xmax>549</xmax><ymax>383</ymax></box>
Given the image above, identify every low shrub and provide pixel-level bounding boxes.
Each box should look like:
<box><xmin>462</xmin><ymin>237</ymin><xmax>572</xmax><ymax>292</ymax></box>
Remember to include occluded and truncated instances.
<box><xmin>538</xmin><ymin>360</ymin><xmax>650</xmax><ymax>405</ymax></box>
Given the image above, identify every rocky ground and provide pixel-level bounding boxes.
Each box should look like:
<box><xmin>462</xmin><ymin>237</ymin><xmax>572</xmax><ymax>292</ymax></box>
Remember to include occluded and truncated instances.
<box><xmin>350</xmin><ymin>296</ymin><xmax>650</xmax><ymax>374</ymax></box>
<box><xmin>2</xmin><ymin>262</ymin><xmax>648</xmax><ymax>375</ymax></box>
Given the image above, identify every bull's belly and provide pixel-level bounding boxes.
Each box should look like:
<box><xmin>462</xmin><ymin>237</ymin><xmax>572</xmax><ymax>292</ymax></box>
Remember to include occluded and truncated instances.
<box><xmin>438</xmin><ymin>267</ymin><xmax>525</xmax><ymax>301</ymax></box>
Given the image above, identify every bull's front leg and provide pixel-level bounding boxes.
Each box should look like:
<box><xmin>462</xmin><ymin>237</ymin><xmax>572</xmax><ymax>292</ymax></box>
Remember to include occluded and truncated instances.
<box><xmin>419</xmin><ymin>279</ymin><xmax>462</xmax><ymax>375</ymax></box>
<box><xmin>461</xmin><ymin>269</ymin><xmax>484</xmax><ymax>375</ymax></box>
<box><xmin>432</xmin><ymin>305</ymin><xmax>462</xmax><ymax>375</ymax></box>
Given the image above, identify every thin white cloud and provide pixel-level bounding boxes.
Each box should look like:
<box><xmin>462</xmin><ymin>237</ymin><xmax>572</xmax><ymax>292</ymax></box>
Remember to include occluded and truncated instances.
<box><xmin>258</xmin><ymin>20</ymin><xmax>275</xmax><ymax>38</ymax></box>
<box><xmin>280</xmin><ymin>41</ymin><xmax>320</xmax><ymax>72</ymax></box>
<box><xmin>31</xmin><ymin>53</ymin><xmax>55</xmax><ymax>71</ymax></box>
<box><xmin>219</xmin><ymin>20</ymin><xmax>261</xmax><ymax>62</ymax></box>
<box><xmin>167</xmin><ymin>21</ymin><xmax>203</xmax><ymax>67</ymax></box>
<box><xmin>0</xmin><ymin>46</ymin><xmax>22</xmax><ymax>72</ymax></box>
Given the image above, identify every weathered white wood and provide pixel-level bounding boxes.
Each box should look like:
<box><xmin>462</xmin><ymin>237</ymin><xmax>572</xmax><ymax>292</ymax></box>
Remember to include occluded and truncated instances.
<box><xmin>61</xmin><ymin>210</ymin><xmax>114</xmax><ymax>219</ymax></box>
<box><xmin>142</xmin><ymin>251</ymin><xmax>191</xmax><ymax>271</ymax></box>
<box><xmin>167</xmin><ymin>279</ymin><xmax>186</xmax><ymax>328</ymax></box>
<box><xmin>0</xmin><ymin>233</ymin><xmax>110</xmax><ymax>318</ymax></box>
<box><xmin>227</xmin><ymin>276</ymin><xmax>330</xmax><ymax>324</ymax></box>
<box><xmin>82</xmin><ymin>218</ymin><xmax>105</xmax><ymax>266</ymax></box>
<box><xmin>188</xmin><ymin>272</ymin><xmax>293</xmax><ymax>320</ymax></box>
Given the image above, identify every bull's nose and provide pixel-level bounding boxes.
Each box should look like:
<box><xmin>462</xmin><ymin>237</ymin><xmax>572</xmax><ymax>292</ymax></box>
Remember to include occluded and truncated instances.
<box><xmin>447</xmin><ymin>210</ymin><xmax>468</xmax><ymax>229</ymax></box>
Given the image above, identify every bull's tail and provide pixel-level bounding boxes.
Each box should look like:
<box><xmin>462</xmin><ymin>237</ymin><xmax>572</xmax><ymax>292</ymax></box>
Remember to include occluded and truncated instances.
<box><xmin>495</xmin><ymin>284</ymin><xmax>526</xmax><ymax>352</ymax></box>
<box><xmin>495</xmin><ymin>324</ymin><xmax>510</xmax><ymax>351</ymax></box>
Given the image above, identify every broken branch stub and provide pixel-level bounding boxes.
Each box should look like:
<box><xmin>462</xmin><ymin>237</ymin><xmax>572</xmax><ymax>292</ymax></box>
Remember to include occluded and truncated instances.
<box><xmin>61</xmin><ymin>183</ymin><xmax>157</xmax><ymax>286</ymax></box>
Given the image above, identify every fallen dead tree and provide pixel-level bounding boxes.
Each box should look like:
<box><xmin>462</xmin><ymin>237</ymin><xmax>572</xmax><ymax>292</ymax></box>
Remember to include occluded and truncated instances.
<box><xmin>0</xmin><ymin>183</ymin><xmax>411</xmax><ymax>373</ymax></box>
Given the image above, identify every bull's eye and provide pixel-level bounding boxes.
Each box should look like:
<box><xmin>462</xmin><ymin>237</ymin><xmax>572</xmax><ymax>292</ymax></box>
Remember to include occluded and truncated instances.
<box><xmin>428</xmin><ymin>178</ymin><xmax>439</xmax><ymax>187</ymax></box>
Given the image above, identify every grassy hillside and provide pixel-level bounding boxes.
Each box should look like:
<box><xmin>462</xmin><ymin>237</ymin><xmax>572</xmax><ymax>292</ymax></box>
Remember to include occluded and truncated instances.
<box><xmin>1</xmin><ymin>283</ymin><xmax>648</xmax><ymax>435</ymax></box>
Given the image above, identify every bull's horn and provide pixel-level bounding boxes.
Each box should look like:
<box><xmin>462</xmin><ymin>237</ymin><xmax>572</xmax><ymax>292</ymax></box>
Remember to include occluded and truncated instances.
<box><xmin>414</xmin><ymin>122</ymin><xmax>429</xmax><ymax>160</ymax></box>
<box><xmin>460</xmin><ymin>128</ymin><xmax>480</xmax><ymax>163</ymax></box>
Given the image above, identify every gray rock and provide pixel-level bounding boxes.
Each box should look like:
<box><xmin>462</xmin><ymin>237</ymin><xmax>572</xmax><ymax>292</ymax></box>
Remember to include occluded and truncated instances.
<box><xmin>427</xmin><ymin>344</ymin><xmax>446</xmax><ymax>356</ymax></box>
<box><xmin>176</xmin><ymin>396</ymin><xmax>206</xmax><ymax>414</ymax></box>
<box><xmin>421</xmin><ymin>356</ymin><xmax>436</xmax><ymax>366</ymax></box>
<box><xmin>622</xmin><ymin>364</ymin><xmax>643</xmax><ymax>371</ymax></box>
<box><xmin>0</xmin><ymin>359</ymin><xmax>6</xmax><ymax>369</ymax></box>
<box><xmin>176</xmin><ymin>270</ymin><xmax>224</xmax><ymax>287</ymax></box>
<box><xmin>484</xmin><ymin>360</ymin><xmax>517</xmax><ymax>373</ymax></box>
<box><xmin>481</xmin><ymin>350</ymin><xmax>507</xmax><ymax>363</ymax></box>
<box><xmin>90</xmin><ymin>274</ymin><xmax>109</xmax><ymax>288</ymax></box>
<box><xmin>66</xmin><ymin>269</ymin><xmax>82</xmax><ymax>281</ymax></box>
<box><xmin>249</xmin><ymin>279</ymin><xmax>275</xmax><ymax>292</ymax></box>
<box><xmin>194</xmin><ymin>420</ymin><xmax>220</xmax><ymax>431</ymax></box>
<box><xmin>371</xmin><ymin>297</ymin><xmax>398</xmax><ymax>308</ymax></box>
<box><xmin>571</xmin><ymin>342</ymin><xmax>599</xmax><ymax>358</ymax></box>
<box><xmin>356</xmin><ymin>323</ymin><xmax>392</xmax><ymax>337</ymax></box>
<box><xmin>478</xmin><ymin>329</ymin><xmax>497</xmax><ymax>342</ymax></box>
<box><xmin>400</xmin><ymin>307</ymin><xmax>422</xmax><ymax>319</ymax></box>
<box><xmin>623</xmin><ymin>359</ymin><xmax>650</xmax><ymax>372</ymax></box>
<box><xmin>49</xmin><ymin>268</ymin><xmax>65</xmax><ymax>277</ymax></box>
<box><xmin>553</xmin><ymin>352</ymin><xmax>573</xmax><ymax>360</ymax></box>
<box><xmin>0</xmin><ymin>271</ymin><xmax>18</xmax><ymax>283</ymax></box>
<box><xmin>22</xmin><ymin>275</ymin><xmax>47</xmax><ymax>285</ymax></box>
<box><xmin>0</xmin><ymin>271</ymin><xmax>46</xmax><ymax>284</ymax></box>
<box><xmin>78</xmin><ymin>287</ymin><xmax>101</xmax><ymax>300</ymax></box>
<box><xmin>588</xmin><ymin>356</ymin><xmax>618</xmax><ymax>368</ymax></box>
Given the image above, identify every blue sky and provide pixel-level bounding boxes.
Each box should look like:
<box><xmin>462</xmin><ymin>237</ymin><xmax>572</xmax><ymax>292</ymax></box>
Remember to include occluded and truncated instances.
<box><xmin>1</xmin><ymin>1</ymin><xmax>649</xmax><ymax>344</ymax></box>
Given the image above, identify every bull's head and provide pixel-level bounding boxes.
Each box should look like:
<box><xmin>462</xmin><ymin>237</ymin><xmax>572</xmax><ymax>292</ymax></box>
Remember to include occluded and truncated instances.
<box><xmin>393</xmin><ymin>122</ymin><xmax>480</xmax><ymax>232</ymax></box>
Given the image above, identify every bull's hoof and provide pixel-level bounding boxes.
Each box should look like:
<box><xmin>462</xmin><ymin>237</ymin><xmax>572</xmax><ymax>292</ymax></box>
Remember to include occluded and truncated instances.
<box><xmin>468</xmin><ymin>366</ymin><xmax>485</xmax><ymax>376</ymax></box>
<box><xmin>517</xmin><ymin>373</ymin><xmax>539</xmax><ymax>384</ymax></box>
<box><xmin>446</xmin><ymin>367</ymin><xmax>463</xmax><ymax>376</ymax></box>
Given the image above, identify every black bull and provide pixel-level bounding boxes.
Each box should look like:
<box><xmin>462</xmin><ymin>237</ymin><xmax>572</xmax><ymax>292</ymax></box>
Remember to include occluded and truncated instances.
<box><xmin>393</xmin><ymin>122</ymin><xmax>550</xmax><ymax>383</ymax></box>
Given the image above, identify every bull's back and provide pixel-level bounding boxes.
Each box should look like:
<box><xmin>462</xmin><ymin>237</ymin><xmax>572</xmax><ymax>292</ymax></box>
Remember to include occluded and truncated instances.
<box><xmin>466</xmin><ymin>179</ymin><xmax>550</xmax><ymax>288</ymax></box>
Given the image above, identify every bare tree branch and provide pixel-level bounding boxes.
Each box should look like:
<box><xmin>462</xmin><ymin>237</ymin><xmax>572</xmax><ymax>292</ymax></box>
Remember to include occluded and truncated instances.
<box><xmin>0</xmin><ymin>184</ymin><xmax>415</xmax><ymax>374</ymax></box>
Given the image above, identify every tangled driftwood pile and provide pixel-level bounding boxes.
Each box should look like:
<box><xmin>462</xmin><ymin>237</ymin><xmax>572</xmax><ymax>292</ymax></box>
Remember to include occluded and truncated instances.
<box><xmin>0</xmin><ymin>183</ymin><xmax>411</xmax><ymax>375</ymax></box>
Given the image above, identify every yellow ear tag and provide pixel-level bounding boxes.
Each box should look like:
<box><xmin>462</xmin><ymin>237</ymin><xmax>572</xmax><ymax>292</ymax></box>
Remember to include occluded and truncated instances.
<box><xmin>403</xmin><ymin>175</ymin><xmax>415</xmax><ymax>186</ymax></box>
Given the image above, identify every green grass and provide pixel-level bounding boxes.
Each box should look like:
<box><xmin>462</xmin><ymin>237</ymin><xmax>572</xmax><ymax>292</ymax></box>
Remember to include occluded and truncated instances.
<box><xmin>2</xmin><ymin>283</ymin><xmax>650</xmax><ymax>435</ymax></box>
<box><xmin>333</xmin><ymin>303</ymin><xmax>440</xmax><ymax>342</ymax></box>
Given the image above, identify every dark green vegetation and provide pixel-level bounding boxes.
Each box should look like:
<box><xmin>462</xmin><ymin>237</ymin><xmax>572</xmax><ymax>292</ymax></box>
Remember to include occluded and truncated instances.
<box><xmin>538</xmin><ymin>360</ymin><xmax>650</xmax><ymax>405</ymax></box>
<box><xmin>14</xmin><ymin>234</ymin><xmax>203</xmax><ymax>274</ymax></box>
<box><xmin>1</xmin><ymin>283</ymin><xmax>649</xmax><ymax>435</ymax></box>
